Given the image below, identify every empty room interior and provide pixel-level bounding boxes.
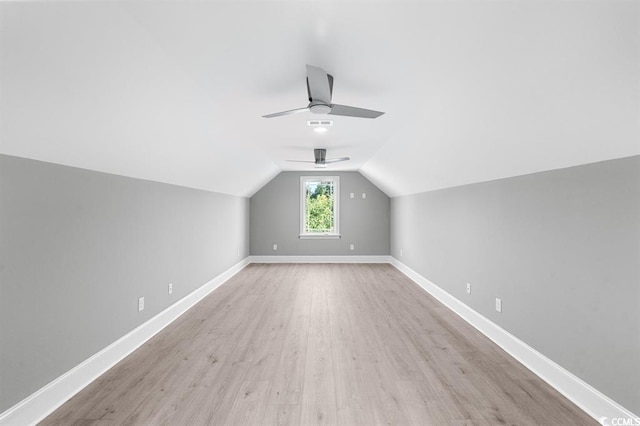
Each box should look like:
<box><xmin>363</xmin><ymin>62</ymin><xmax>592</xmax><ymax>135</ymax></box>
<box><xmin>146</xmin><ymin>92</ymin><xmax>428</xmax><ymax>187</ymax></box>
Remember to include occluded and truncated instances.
<box><xmin>0</xmin><ymin>1</ymin><xmax>639</xmax><ymax>425</ymax></box>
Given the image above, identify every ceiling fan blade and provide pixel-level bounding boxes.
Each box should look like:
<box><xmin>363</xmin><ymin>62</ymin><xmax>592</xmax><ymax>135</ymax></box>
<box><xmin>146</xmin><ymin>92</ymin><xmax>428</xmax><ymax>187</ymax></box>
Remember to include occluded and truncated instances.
<box><xmin>329</xmin><ymin>104</ymin><xmax>384</xmax><ymax>119</ymax></box>
<box><xmin>306</xmin><ymin>65</ymin><xmax>332</xmax><ymax>104</ymax></box>
<box><xmin>325</xmin><ymin>157</ymin><xmax>350</xmax><ymax>164</ymax></box>
<box><xmin>286</xmin><ymin>159</ymin><xmax>316</xmax><ymax>163</ymax></box>
<box><xmin>263</xmin><ymin>107</ymin><xmax>309</xmax><ymax>118</ymax></box>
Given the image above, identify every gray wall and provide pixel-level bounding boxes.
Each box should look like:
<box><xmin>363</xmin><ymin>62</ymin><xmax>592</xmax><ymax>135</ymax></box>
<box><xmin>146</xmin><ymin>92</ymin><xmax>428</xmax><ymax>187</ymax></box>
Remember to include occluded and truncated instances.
<box><xmin>251</xmin><ymin>171</ymin><xmax>389</xmax><ymax>256</ymax></box>
<box><xmin>0</xmin><ymin>154</ymin><xmax>250</xmax><ymax>413</ymax></box>
<box><xmin>391</xmin><ymin>155</ymin><xmax>640</xmax><ymax>414</ymax></box>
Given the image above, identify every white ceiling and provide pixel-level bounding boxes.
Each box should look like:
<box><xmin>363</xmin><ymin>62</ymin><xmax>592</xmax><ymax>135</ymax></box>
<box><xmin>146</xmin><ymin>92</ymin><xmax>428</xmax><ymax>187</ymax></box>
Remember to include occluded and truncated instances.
<box><xmin>1</xmin><ymin>1</ymin><xmax>638</xmax><ymax>197</ymax></box>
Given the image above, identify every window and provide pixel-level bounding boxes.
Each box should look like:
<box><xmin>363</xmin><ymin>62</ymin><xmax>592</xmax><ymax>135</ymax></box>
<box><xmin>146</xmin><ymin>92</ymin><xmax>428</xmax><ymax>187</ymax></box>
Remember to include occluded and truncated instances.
<box><xmin>300</xmin><ymin>176</ymin><xmax>340</xmax><ymax>238</ymax></box>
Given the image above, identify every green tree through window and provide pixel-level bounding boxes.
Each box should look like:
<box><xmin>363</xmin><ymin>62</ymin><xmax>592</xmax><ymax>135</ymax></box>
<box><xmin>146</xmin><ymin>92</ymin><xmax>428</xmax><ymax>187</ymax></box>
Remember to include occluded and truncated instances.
<box><xmin>301</xmin><ymin>177</ymin><xmax>339</xmax><ymax>235</ymax></box>
<box><xmin>305</xmin><ymin>182</ymin><xmax>334</xmax><ymax>232</ymax></box>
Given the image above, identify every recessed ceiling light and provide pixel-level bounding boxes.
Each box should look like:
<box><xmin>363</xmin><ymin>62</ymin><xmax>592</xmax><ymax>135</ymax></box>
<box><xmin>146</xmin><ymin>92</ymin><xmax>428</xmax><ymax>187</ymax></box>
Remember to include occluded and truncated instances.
<box><xmin>314</xmin><ymin>127</ymin><xmax>328</xmax><ymax>133</ymax></box>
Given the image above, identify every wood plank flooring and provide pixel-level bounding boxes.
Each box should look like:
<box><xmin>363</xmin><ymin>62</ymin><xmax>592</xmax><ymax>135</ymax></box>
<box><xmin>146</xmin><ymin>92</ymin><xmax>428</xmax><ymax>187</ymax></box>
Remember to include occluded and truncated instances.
<box><xmin>41</xmin><ymin>264</ymin><xmax>596</xmax><ymax>425</ymax></box>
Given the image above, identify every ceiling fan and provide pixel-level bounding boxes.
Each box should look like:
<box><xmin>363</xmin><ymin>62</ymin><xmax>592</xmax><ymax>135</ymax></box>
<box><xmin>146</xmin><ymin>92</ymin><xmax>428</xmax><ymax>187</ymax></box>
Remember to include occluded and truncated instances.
<box><xmin>263</xmin><ymin>65</ymin><xmax>384</xmax><ymax>119</ymax></box>
<box><xmin>287</xmin><ymin>149</ymin><xmax>349</xmax><ymax>168</ymax></box>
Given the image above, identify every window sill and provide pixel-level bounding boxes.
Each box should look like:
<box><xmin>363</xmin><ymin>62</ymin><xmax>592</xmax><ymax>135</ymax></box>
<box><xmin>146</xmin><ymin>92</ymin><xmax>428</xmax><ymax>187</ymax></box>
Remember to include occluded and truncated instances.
<box><xmin>299</xmin><ymin>234</ymin><xmax>341</xmax><ymax>240</ymax></box>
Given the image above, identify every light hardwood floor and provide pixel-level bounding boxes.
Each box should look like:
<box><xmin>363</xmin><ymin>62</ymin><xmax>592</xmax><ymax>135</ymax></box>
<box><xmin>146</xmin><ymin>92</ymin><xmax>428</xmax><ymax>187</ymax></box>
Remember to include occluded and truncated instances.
<box><xmin>42</xmin><ymin>264</ymin><xmax>596</xmax><ymax>425</ymax></box>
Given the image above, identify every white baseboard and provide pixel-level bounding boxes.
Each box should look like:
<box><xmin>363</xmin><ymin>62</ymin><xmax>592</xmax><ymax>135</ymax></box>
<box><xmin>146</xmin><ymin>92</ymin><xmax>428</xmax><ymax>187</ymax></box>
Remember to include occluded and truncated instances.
<box><xmin>389</xmin><ymin>257</ymin><xmax>638</xmax><ymax>425</ymax></box>
<box><xmin>0</xmin><ymin>258</ymin><xmax>250</xmax><ymax>426</ymax></box>
<box><xmin>249</xmin><ymin>255</ymin><xmax>392</xmax><ymax>263</ymax></box>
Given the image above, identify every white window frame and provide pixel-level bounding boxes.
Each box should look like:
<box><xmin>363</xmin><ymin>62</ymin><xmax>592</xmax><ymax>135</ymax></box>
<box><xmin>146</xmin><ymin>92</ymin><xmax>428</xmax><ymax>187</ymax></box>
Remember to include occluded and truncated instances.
<box><xmin>299</xmin><ymin>176</ymin><xmax>340</xmax><ymax>239</ymax></box>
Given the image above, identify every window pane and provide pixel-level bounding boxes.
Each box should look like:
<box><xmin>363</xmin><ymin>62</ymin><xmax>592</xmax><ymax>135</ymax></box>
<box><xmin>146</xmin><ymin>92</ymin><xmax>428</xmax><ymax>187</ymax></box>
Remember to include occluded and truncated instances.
<box><xmin>304</xmin><ymin>180</ymin><xmax>335</xmax><ymax>233</ymax></box>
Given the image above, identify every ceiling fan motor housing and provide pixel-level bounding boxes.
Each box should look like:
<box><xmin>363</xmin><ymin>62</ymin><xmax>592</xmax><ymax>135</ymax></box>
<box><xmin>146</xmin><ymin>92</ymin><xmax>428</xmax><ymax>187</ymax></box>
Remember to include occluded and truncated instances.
<box><xmin>314</xmin><ymin>148</ymin><xmax>327</xmax><ymax>164</ymax></box>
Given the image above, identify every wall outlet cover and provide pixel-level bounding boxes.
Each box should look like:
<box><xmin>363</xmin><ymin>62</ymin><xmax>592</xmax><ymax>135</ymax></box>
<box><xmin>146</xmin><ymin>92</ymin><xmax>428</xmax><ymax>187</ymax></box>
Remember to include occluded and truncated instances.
<box><xmin>495</xmin><ymin>298</ymin><xmax>502</xmax><ymax>313</ymax></box>
<box><xmin>138</xmin><ymin>297</ymin><xmax>145</xmax><ymax>312</ymax></box>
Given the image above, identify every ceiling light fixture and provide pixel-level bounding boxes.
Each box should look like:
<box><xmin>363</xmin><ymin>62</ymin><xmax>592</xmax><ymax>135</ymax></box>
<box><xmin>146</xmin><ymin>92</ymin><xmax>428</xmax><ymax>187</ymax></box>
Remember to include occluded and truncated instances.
<box><xmin>314</xmin><ymin>127</ymin><xmax>328</xmax><ymax>133</ymax></box>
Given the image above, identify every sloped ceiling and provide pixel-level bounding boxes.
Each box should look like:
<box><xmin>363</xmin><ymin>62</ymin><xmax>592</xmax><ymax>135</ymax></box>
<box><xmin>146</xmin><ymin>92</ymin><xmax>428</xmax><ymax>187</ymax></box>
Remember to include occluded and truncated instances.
<box><xmin>1</xmin><ymin>1</ymin><xmax>638</xmax><ymax>197</ymax></box>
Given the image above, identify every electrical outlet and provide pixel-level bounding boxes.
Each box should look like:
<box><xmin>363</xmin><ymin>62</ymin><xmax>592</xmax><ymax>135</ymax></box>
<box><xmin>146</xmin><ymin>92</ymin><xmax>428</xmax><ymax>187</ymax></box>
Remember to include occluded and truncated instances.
<box><xmin>400</xmin><ymin>249</ymin><xmax>403</xmax><ymax>257</ymax></box>
<box><xmin>350</xmin><ymin>192</ymin><xmax>354</xmax><ymax>199</ymax></box>
<box><xmin>349</xmin><ymin>243</ymin><xmax>355</xmax><ymax>251</ymax></box>
<box><xmin>495</xmin><ymin>298</ymin><xmax>502</xmax><ymax>313</ymax></box>
<box><xmin>168</xmin><ymin>283</ymin><xmax>173</xmax><ymax>295</ymax></box>
<box><xmin>362</xmin><ymin>193</ymin><xmax>367</xmax><ymax>199</ymax></box>
<box><xmin>138</xmin><ymin>297</ymin><xmax>145</xmax><ymax>312</ymax></box>
<box><xmin>466</xmin><ymin>283</ymin><xmax>471</xmax><ymax>294</ymax></box>
<box><xmin>272</xmin><ymin>243</ymin><xmax>278</xmax><ymax>251</ymax></box>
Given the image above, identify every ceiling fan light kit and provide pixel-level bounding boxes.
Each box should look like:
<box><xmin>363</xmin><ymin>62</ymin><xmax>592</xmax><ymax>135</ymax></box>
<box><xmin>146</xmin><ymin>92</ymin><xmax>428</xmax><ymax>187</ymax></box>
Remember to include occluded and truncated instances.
<box><xmin>263</xmin><ymin>65</ymin><xmax>384</xmax><ymax>119</ymax></box>
<box><xmin>309</xmin><ymin>103</ymin><xmax>332</xmax><ymax>114</ymax></box>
